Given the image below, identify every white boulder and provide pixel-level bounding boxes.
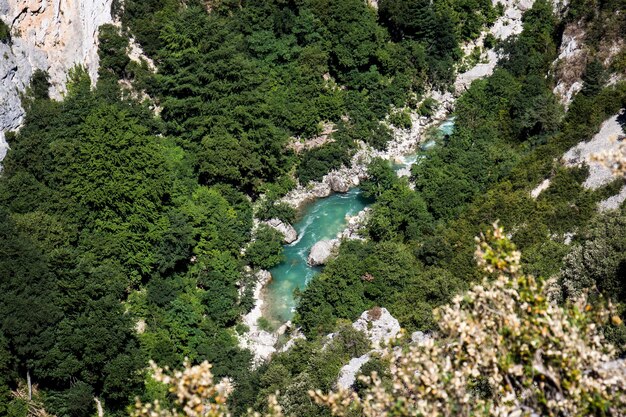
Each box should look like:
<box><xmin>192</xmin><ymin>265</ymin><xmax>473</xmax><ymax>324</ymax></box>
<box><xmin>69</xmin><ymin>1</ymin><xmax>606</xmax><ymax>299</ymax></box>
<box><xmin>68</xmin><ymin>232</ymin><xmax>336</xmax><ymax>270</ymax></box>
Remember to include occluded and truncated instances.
<box><xmin>352</xmin><ymin>307</ymin><xmax>401</xmax><ymax>349</ymax></box>
<box><xmin>328</xmin><ymin>173</ymin><xmax>351</xmax><ymax>193</ymax></box>
<box><xmin>307</xmin><ymin>239</ymin><xmax>340</xmax><ymax>266</ymax></box>
<box><xmin>265</xmin><ymin>218</ymin><xmax>298</xmax><ymax>244</ymax></box>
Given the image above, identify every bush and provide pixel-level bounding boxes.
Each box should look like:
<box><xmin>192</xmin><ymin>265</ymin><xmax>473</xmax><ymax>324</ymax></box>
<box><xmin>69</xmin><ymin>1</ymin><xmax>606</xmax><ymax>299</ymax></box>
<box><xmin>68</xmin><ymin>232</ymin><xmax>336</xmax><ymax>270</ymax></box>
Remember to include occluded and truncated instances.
<box><xmin>257</xmin><ymin>201</ymin><xmax>297</xmax><ymax>224</ymax></box>
<box><xmin>417</xmin><ymin>97</ymin><xmax>439</xmax><ymax>117</ymax></box>
<box><xmin>246</xmin><ymin>225</ymin><xmax>285</xmax><ymax>269</ymax></box>
<box><xmin>257</xmin><ymin>317</ymin><xmax>275</xmax><ymax>332</ymax></box>
<box><xmin>0</xmin><ymin>21</ymin><xmax>10</xmax><ymax>43</ymax></box>
<box><xmin>29</xmin><ymin>70</ymin><xmax>50</xmax><ymax>100</ymax></box>
<box><xmin>483</xmin><ymin>33</ymin><xmax>496</xmax><ymax>49</ymax></box>
<box><xmin>388</xmin><ymin>108</ymin><xmax>412</xmax><ymax>129</ymax></box>
<box><xmin>297</xmin><ymin>143</ymin><xmax>352</xmax><ymax>185</ymax></box>
<box><xmin>313</xmin><ymin>225</ymin><xmax>626</xmax><ymax>416</ymax></box>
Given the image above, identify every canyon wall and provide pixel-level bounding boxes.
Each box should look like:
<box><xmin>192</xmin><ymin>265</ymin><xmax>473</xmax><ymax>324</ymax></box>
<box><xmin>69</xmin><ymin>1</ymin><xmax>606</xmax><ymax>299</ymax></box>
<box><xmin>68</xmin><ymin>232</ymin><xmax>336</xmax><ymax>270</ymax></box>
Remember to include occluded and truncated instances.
<box><xmin>0</xmin><ymin>0</ymin><xmax>114</xmax><ymax>160</ymax></box>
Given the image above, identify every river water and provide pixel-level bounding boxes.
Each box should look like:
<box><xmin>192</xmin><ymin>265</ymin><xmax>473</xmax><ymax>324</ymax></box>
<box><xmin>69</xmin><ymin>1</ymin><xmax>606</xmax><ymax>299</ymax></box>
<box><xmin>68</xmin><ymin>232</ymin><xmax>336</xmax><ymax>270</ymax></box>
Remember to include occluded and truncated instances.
<box><xmin>265</xmin><ymin>188</ymin><xmax>370</xmax><ymax>325</ymax></box>
<box><xmin>264</xmin><ymin>117</ymin><xmax>455</xmax><ymax>325</ymax></box>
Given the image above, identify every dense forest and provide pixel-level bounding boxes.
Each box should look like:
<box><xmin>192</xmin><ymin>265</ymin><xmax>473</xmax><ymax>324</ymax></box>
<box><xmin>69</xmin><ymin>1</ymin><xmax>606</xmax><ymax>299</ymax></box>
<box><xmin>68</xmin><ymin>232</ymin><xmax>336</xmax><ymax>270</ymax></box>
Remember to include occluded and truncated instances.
<box><xmin>0</xmin><ymin>0</ymin><xmax>625</xmax><ymax>416</ymax></box>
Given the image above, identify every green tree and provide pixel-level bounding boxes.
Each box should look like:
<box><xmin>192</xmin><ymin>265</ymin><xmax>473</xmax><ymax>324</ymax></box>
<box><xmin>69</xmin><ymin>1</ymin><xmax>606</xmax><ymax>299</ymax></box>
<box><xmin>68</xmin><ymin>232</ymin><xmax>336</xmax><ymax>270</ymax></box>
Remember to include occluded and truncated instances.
<box><xmin>581</xmin><ymin>59</ymin><xmax>608</xmax><ymax>96</ymax></box>
<box><xmin>246</xmin><ymin>225</ymin><xmax>285</xmax><ymax>270</ymax></box>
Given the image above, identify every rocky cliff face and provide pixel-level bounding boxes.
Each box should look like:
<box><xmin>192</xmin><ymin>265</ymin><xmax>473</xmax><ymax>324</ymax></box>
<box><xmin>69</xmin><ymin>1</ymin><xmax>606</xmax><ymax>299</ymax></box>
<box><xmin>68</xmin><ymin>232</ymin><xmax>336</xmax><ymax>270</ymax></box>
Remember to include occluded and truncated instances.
<box><xmin>0</xmin><ymin>0</ymin><xmax>113</xmax><ymax>160</ymax></box>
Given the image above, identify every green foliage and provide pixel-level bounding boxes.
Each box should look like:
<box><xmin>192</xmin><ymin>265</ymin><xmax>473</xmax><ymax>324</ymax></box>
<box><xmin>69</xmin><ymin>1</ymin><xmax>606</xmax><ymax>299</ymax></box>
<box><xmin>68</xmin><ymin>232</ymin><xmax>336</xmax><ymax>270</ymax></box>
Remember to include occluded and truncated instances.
<box><xmin>581</xmin><ymin>59</ymin><xmax>608</xmax><ymax>97</ymax></box>
<box><xmin>367</xmin><ymin>182</ymin><xmax>434</xmax><ymax>242</ymax></box>
<box><xmin>559</xmin><ymin>207</ymin><xmax>626</xmax><ymax>308</ymax></box>
<box><xmin>257</xmin><ymin>201</ymin><xmax>297</xmax><ymax>224</ymax></box>
<box><xmin>294</xmin><ymin>1</ymin><xmax>626</xmax><ymax>365</ymax></box>
<box><xmin>28</xmin><ymin>70</ymin><xmax>51</xmax><ymax>100</ymax></box>
<box><xmin>417</xmin><ymin>97</ymin><xmax>439</xmax><ymax>117</ymax></box>
<box><xmin>0</xmin><ymin>55</ymin><xmax>256</xmax><ymax>415</ymax></box>
<box><xmin>257</xmin><ymin>317</ymin><xmax>275</xmax><ymax>333</ymax></box>
<box><xmin>354</xmin><ymin>356</ymin><xmax>390</xmax><ymax>393</ymax></box>
<box><xmin>498</xmin><ymin>0</ymin><xmax>558</xmax><ymax>78</ymax></box>
<box><xmin>120</xmin><ymin>0</ymin><xmax>503</xmax><ymax>189</ymax></box>
<box><xmin>388</xmin><ymin>108</ymin><xmax>412</xmax><ymax>129</ymax></box>
<box><xmin>0</xmin><ymin>333</ymin><xmax>17</xmax><ymax>415</ymax></box>
<box><xmin>3</xmin><ymin>1</ymin><xmax>624</xmax><ymax>416</ymax></box>
<box><xmin>246</xmin><ymin>225</ymin><xmax>285</xmax><ymax>270</ymax></box>
<box><xmin>483</xmin><ymin>33</ymin><xmax>496</xmax><ymax>49</ymax></box>
<box><xmin>360</xmin><ymin>158</ymin><xmax>397</xmax><ymax>199</ymax></box>
<box><xmin>0</xmin><ymin>20</ymin><xmax>10</xmax><ymax>43</ymax></box>
<box><xmin>297</xmin><ymin>142</ymin><xmax>352</xmax><ymax>185</ymax></box>
<box><xmin>98</xmin><ymin>24</ymin><xmax>131</xmax><ymax>80</ymax></box>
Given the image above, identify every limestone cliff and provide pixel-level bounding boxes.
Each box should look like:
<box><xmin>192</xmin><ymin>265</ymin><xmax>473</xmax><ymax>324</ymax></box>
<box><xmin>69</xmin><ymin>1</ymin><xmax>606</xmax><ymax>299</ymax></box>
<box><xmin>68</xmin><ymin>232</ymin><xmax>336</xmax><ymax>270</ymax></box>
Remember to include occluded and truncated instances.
<box><xmin>0</xmin><ymin>0</ymin><xmax>114</xmax><ymax>160</ymax></box>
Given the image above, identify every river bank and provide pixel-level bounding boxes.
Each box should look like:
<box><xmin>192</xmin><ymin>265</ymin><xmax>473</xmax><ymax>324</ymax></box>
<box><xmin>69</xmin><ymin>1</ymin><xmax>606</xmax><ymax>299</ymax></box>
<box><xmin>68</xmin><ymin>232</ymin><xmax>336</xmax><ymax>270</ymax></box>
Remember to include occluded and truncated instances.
<box><xmin>238</xmin><ymin>111</ymin><xmax>456</xmax><ymax>365</ymax></box>
<box><xmin>238</xmin><ymin>0</ymin><xmax>539</xmax><ymax>363</ymax></box>
<box><xmin>279</xmin><ymin>90</ymin><xmax>455</xmax><ymax>211</ymax></box>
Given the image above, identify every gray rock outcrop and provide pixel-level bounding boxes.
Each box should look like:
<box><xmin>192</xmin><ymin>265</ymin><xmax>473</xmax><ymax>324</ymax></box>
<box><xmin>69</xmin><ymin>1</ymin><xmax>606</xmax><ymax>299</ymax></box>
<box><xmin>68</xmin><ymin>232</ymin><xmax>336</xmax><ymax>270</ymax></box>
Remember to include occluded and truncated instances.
<box><xmin>352</xmin><ymin>307</ymin><xmax>401</xmax><ymax>349</ymax></box>
<box><xmin>0</xmin><ymin>0</ymin><xmax>114</xmax><ymax>162</ymax></box>
<box><xmin>4</xmin><ymin>0</ymin><xmax>114</xmax><ymax>97</ymax></box>
<box><xmin>336</xmin><ymin>307</ymin><xmax>401</xmax><ymax>389</ymax></box>
<box><xmin>337</xmin><ymin>208</ymin><xmax>370</xmax><ymax>241</ymax></box>
<box><xmin>563</xmin><ymin>111</ymin><xmax>625</xmax><ymax>190</ymax></box>
<box><xmin>328</xmin><ymin>173</ymin><xmax>351</xmax><ymax>193</ymax></box>
<box><xmin>336</xmin><ymin>353</ymin><xmax>371</xmax><ymax>389</ymax></box>
<box><xmin>307</xmin><ymin>239</ymin><xmax>340</xmax><ymax>266</ymax></box>
<box><xmin>265</xmin><ymin>218</ymin><xmax>298</xmax><ymax>244</ymax></box>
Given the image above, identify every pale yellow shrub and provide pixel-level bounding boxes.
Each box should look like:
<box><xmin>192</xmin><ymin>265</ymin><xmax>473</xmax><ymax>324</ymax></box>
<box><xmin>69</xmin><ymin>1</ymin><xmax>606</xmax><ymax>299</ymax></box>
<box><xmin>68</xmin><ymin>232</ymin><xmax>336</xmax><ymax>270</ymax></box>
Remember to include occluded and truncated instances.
<box><xmin>132</xmin><ymin>360</ymin><xmax>283</xmax><ymax>417</ymax></box>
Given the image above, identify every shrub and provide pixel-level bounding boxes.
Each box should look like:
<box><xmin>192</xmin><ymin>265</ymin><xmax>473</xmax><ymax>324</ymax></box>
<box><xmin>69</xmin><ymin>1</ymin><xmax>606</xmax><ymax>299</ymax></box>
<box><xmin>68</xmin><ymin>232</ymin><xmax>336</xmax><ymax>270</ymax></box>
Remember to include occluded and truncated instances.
<box><xmin>257</xmin><ymin>201</ymin><xmax>297</xmax><ymax>224</ymax></box>
<box><xmin>313</xmin><ymin>224</ymin><xmax>626</xmax><ymax>416</ymax></box>
<box><xmin>417</xmin><ymin>97</ymin><xmax>439</xmax><ymax>117</ymax></box>
<box><xmin>483</xmin><ymin>33</ymin><xmax>496</xmax><ymax>49</ymax></box>
<box><xmin>245</xmin><ymin>225</ymin><xmax>285</xmax><ymax>270</ymax></box>
<box><xmin>388</xmin><ymin>108</ymin><xmax>412</xmax><ymax>129</ymax></box>
<box><xmin>0</xmin><ymin>20</ymin><xmax>10</xmax><ymax>43</ymax></box>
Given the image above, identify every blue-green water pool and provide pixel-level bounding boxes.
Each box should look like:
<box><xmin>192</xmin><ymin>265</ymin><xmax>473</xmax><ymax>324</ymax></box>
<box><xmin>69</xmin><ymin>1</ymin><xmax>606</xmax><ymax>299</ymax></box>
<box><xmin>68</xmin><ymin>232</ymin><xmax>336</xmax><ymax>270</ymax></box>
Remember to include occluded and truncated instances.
<box><xmin>266</xmin><ymin>188</ymin><xmax>370</xmax><ymax>324</ymax></box>
<box><xmin>264</xmin><ymin>117</ymin><xmax>455</xmax><ymax>325</ymax></box>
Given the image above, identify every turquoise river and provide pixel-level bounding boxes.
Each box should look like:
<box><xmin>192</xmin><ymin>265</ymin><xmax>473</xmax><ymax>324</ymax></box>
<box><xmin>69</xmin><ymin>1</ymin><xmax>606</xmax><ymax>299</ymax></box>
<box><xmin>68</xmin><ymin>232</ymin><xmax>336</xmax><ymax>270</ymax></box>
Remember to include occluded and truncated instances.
<box><xmin>265</xmin><ymin>117</ymin><xmax>455</xmax><ymax>325</ymax></box>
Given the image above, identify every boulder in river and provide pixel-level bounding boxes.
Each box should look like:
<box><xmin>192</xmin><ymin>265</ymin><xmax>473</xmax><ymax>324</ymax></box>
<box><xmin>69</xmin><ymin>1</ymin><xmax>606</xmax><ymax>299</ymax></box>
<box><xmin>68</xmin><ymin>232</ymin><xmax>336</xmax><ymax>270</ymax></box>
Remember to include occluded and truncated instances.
<box><xmin>265</xmin><ymin>218</ymin><xmax>298</xmax><ymax>243</ymax></box>
<box><xmin>307</xmin><ymin>239</ymin><xmax>340</xmax><ymax>266</ymax></box>
<box><xmin>328</xmin><ymin>173</ymin><xmax>351</xmax><ymax>193</ymax></box>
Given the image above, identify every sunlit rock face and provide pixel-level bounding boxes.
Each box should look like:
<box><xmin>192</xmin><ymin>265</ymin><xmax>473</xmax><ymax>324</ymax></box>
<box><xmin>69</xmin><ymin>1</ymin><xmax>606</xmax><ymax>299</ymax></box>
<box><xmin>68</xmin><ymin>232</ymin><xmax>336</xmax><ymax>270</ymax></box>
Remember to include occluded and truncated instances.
<box><xmin>0</xmin><ymin>0</ymin><xmax>114</xmax><ymax>160</ymax></box>
<box><xmin>3</xmin><ymin>0</ymin><xmax>113</xmax><ymax>96</ymax></box>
